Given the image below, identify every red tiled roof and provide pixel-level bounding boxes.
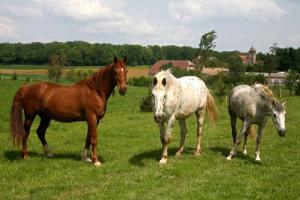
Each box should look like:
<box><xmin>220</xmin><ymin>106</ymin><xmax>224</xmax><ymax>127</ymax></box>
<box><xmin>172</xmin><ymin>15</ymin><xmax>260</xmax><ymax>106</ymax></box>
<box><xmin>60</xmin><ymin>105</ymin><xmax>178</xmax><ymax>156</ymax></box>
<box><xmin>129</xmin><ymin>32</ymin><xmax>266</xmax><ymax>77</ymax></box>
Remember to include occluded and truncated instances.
<box><xmin>149</xmin><ymin>60</ymin><xmax>194</xmax><ymax>75</ymax></box>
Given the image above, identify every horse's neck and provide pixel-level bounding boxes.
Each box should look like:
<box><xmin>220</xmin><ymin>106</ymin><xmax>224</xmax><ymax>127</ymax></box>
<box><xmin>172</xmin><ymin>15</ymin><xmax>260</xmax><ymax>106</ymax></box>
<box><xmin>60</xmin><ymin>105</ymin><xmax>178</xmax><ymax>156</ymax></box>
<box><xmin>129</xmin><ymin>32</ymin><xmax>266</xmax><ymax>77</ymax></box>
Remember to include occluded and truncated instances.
<box><xmin>255</xmin><ymin>90</ymin><xmax>273</xmax><ymax>113</ymax></box>
<box><xmin>89</xmin><ymin>65</ymin><xmax>116</xmax><ymax>100</ymax></box>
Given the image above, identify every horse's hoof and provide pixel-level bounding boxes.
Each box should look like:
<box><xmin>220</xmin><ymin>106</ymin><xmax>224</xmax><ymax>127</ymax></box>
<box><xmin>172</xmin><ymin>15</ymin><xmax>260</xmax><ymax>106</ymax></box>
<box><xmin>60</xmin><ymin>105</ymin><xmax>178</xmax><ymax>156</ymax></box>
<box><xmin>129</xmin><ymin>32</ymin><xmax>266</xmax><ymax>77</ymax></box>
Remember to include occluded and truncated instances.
<box><xmin>159</xmin><ymin>158</ymin><xmax>167</xmax><ymax>165</ymax></box>
<box><xmin>242</xmin><ymin>150</ymin><xmax>247</xmax><ymax>156</ymax></box>
<box><xmin>255</xmin><ymin>157</ymin><xmax>261</xmax><ymax>162</ymax></box>
<box><xmin>93</xmin><ymin>161</ymin><xmax>101</xmax><ymax>167</ymax></box>
<box><xmin>83</xmin><ymin>157</ymin><xmax>92</xmax><ymax>163</ymax></box>
<box><xmin>226</xmin><ymin>156</ymin><xmax>232</xmax><ymax>160</ymax></box>
<box><xmin>175</xmin><ymin>151</ymin><xmax>183</xmax><ymax>157</ymax></box>
<box><xmin>23</xmin><ymin>154</ymin><xmax>30</xmax><ymax>160</ymax></box>
<box><xmin>45</xmin><ymin>152</ymin><xmax>53</xmax><ymax>157</ymax></box>
<box><xmin>193</xmin><ymin>150</ymin><xmax>201</xmax><ymax>157</ymax></box>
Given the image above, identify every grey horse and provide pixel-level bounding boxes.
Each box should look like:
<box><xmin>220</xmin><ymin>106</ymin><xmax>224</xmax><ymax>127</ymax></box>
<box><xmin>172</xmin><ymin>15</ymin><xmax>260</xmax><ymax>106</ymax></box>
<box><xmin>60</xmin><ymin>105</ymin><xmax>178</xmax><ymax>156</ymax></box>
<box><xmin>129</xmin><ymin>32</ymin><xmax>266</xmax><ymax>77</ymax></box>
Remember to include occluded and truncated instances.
<box><xmin>227</xmin><ymin>84</ymin><xmax>286</xmax><ymax>161</ymax></box>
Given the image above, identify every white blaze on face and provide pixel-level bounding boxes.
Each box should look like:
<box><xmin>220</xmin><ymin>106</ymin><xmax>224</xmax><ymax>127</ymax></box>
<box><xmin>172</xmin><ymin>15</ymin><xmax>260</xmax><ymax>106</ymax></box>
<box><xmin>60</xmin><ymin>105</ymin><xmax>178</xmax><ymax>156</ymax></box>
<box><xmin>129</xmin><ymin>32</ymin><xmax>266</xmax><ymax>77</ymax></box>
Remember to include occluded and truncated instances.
<box><xmin>277</xmin><ymin>111</ymin><xmax>286</xmax><ymax>130</ymax></box>
<box><xmin>152</xmin><ymin>72</ymin><xmax>167</xmax><ymax>120</ymax></box>
<box><xmin>272</xmin><ymin>109</ymin><xmax>286</xmax><ymax>132</ymax></box>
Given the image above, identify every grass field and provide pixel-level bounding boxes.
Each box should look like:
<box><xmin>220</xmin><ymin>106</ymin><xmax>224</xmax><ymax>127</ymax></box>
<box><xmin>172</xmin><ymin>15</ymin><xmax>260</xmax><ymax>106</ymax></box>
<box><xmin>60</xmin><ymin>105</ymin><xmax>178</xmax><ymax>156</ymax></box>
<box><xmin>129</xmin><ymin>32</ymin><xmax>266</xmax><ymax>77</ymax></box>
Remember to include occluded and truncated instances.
<box><xmin>0</xmin><ymin>79</ymin><xmax>299</xmax><ymax>200</ymax></box>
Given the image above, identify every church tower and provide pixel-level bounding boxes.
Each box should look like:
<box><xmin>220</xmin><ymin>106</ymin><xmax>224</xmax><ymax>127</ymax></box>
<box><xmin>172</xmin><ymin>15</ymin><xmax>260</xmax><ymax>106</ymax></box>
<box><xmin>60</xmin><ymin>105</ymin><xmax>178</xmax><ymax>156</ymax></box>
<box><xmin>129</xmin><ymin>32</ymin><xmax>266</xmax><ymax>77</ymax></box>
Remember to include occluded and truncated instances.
<box><xmin>248</xmin><ymin>46</ymin><xmax>256</xmax><ymax>65</ymax></box>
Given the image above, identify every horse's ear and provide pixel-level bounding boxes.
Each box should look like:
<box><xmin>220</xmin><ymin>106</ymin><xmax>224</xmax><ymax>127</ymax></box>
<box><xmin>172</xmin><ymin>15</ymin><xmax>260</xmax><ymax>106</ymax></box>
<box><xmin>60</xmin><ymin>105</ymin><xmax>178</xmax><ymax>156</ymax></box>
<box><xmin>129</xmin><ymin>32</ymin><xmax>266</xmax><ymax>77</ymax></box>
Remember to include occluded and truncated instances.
<box><xmin>162</xmin><ymin>77</ymin><xmax>166</xmax><ymax>86</ymax></box>
<box><xmin>282</xmin><ymin>101</ymin><xmax>286</xmax><ymax>107</ymax></box>
<box><xmin>114</xmin><ymin>56</ymin><xmax>118</xmax><ymax>64</ymax></box>
<box><xmin>123</xmin><ymin>56</ymin><xmax>127</xmax><ymax>63</ymax></box>
<box><xmin>272</xmin><ymin>99</ymin><xmax>276</xmax><ymax>106</ymax></box>
<box><xmin>166</xmin><ymin>68</ymin><xmax>172</xmax><ymax>74</ymax></box>
<box><xmin>153</xmin><ymin>77</ymin><xmax>157</xmax><ymax>86</ymax></box>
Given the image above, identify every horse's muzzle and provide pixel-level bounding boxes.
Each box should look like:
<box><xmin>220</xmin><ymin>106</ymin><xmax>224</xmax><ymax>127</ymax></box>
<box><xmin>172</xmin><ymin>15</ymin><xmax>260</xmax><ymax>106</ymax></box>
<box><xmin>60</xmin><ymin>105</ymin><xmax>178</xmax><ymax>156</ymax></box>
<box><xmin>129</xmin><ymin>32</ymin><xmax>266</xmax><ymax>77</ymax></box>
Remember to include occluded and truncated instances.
<box><xmin>154</xmin><ymin>115</ymin><xmax>162</xmax><ymax>123</ymax></box>
<box><xmin>278</xmin><ymin>129</ymin><xmax>286</xmax><ymax>137</ymax></box>
<box><xmin>119</xmin><ymin>87</ymin><xmax>127</xmax><ymax>96</ymax></box>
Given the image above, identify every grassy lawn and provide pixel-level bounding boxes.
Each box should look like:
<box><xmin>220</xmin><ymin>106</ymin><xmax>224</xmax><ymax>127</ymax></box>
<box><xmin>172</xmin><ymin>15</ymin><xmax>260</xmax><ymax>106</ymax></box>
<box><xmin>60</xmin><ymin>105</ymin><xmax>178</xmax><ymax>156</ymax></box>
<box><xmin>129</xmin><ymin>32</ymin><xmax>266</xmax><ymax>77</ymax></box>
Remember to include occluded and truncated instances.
<box><xmin>0</xmin><ymin>79</ymin><xmax>299</xmax><ymax>200</ymax></box>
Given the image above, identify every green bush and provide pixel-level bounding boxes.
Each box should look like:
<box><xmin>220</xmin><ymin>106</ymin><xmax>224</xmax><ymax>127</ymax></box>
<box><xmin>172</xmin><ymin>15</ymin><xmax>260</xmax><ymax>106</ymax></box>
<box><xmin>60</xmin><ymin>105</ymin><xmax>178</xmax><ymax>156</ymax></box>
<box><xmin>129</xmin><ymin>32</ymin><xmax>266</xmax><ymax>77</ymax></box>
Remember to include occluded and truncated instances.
<box><xmin>66</xmin><ymin>69</ymin><xmax>94</xmax><ymax>83</ymax></box>
<box><xmin>128</xmin><ymin>76</ymin><xmax>152</xmax><ymax>87</ymax></box>
<box><xmin>140</xmin><ymin>87</ymin><xmax>153</xmax><ymax>112</ymax></box>
<box><xmin>12</xmin><ymin>72</ymin><xmax>17</xmax><ymax>80</ymax></box>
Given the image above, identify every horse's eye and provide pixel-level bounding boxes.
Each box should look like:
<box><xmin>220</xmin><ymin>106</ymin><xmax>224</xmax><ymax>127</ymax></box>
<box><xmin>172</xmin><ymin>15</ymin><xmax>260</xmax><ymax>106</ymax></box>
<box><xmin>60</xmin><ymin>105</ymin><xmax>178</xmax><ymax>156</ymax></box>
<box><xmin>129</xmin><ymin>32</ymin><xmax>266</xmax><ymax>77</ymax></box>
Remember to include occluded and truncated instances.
<box><xmin>273</xmin><ymin>113</ymin><xmax>276</xmax><ymax>118</ymax></box>
<box><xmin>164</xmin><ymin>95</ymin><xmax>166</xmax><ymax>99</ymax></box>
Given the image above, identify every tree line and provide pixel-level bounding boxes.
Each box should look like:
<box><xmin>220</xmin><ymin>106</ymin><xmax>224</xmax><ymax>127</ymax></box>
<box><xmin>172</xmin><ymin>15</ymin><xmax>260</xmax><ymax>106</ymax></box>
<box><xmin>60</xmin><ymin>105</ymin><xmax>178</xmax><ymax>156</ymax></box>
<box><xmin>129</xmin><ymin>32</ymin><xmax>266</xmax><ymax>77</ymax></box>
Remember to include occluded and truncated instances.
<box><xmin>0</xmin><ymin>41</ymin><xmax>299</xmax><ymax>72</ymax></box>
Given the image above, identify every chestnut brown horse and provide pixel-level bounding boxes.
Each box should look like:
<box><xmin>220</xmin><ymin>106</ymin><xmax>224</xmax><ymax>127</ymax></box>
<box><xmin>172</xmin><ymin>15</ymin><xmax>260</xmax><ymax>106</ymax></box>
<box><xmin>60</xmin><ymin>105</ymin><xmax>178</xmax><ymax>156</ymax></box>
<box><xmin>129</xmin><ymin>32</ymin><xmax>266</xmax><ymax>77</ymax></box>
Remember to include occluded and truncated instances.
<box><xmin>10</xmin><ymin>57</ymin><xmax>127</xmax><ymax>166</ymax></box>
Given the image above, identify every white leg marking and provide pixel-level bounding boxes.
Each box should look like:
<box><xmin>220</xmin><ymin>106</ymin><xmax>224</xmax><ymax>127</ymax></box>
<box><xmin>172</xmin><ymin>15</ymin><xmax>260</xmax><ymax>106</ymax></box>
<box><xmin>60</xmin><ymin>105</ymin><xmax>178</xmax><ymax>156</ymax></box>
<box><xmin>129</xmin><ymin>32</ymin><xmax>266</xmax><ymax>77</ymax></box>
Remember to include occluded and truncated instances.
<box><xmin>82</xmin><ymin>148</ymin><xmax>92</xmax><ymax>163</ymax></box>
<box><xmin>243</xmin><ymin>149</ymin><xmax>247</xmax><ymax>156</ymax></box>
<box><xmin>93</xmin><ymin>161</ymin><xmax>101</xmax><ymax>167</ymax></box>
<box><xmin>159</xmin><ymin>157</ymin><xmax>167</xmax><ymax>165</ymax></box>
<box><xmin>255</xmin><ymin>151</ymin><xmax>261</xmax><ymax>161</ymax></box>
<box><xmin>44</xmin><ymin>144</ymin><xmax>53</xmax><ymax>157</ymax></box>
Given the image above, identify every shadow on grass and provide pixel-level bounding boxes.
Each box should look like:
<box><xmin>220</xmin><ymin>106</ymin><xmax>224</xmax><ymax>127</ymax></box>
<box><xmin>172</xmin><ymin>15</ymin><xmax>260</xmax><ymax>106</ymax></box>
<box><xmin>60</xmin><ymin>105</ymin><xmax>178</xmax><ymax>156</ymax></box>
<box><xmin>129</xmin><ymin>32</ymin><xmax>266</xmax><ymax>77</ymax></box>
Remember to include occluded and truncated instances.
<box><xmin>209</xmin><ymin>146</ymin><xmax>262</xmax><ymax>165</ymax></box>
<box><xmin>128</xmin><ymin>147</ymin><xmax>179</xmax><ymax>167</ymax></box>
<box><xmin>3</xmin><ymin>150</ymin><xmax>107</xmax><ymax>163</ymax></box>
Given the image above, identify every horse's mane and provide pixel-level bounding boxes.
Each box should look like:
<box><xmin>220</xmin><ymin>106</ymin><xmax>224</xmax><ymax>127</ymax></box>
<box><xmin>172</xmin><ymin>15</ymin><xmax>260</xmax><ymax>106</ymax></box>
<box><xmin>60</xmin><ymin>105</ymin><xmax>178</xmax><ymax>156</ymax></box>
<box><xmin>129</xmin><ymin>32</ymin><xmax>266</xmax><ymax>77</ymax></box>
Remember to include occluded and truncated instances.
<box><xmin>252</xmin><ymin>83</ymin><xmax>274</xmax><ymax>99</ymax></box>
<box><xmin>79</xmin><ymin>63</ymin><xmax>115</xmax><ymax>94</ymax></box>
<box><xmin>252</xmin><ymin>84</ymin><xmax>283</xmax><ymax>111</ymax></box>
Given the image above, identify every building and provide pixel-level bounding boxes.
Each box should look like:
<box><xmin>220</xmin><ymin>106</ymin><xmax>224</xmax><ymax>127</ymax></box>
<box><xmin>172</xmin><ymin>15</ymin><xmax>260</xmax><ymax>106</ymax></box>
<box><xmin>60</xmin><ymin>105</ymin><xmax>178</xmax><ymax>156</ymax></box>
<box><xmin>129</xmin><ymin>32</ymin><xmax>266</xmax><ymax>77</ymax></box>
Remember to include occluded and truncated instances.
<box><xmin>239</xmin><ymin>46</ymin><xmax>257</xmax><ymax>65</ymax></box>
<box><xmin>246</xmin><ymin>72</ymin><xmax>287</xmax><ymax>85</ymax></box>
<box><xmin>149</xmin><ymin>60</ymin><xmax>195</xmax><ymax>76</ymax></box>
<box><xmin>201</xmin><ymin>67</ymin><xmax>229</xmax><ymax>75</ymax></box>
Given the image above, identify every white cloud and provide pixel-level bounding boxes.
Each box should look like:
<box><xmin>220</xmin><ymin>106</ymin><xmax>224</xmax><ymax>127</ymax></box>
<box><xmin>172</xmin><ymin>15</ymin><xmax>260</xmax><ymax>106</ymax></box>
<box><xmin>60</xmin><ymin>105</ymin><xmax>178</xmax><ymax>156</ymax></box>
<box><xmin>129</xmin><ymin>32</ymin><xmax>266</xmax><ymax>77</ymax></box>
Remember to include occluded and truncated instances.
<box><xmin>32</xmin><ymin>0</ymin><xmax>156</xmax><ymax>37</ymax></box>
<box><xmin>0</xmin><ymin>17</ymin><xmax>19</xmax><ymax>38</ymax></box>
<box><xmin>168</xmin><ymin>0</ymin><xmax>286</xmax><ymax>23</ymax></box>
<box><xmin>34</xmin><ymin>0</ymin><xmax>120</xmax><ymax>21</ymax></box>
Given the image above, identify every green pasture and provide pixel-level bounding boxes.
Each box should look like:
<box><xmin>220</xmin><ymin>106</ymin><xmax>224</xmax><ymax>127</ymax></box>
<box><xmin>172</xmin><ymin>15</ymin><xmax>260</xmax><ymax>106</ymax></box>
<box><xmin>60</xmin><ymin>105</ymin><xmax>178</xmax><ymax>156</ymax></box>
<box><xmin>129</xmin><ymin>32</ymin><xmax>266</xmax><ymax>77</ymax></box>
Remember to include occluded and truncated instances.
<box><xmin>0</xmin><ymin>79</ymin><xmax>299</xmax><ymax>200</ymax></box>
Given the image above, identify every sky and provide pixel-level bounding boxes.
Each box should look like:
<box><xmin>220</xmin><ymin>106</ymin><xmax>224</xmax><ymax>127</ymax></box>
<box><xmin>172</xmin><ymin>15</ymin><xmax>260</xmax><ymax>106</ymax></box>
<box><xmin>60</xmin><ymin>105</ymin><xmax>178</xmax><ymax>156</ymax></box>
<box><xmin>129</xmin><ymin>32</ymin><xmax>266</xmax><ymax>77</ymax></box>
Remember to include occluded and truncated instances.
<box><xmin>0</xmin><ymin>0</ymin><xmax>299</xmax><ymax>52</ymax></box>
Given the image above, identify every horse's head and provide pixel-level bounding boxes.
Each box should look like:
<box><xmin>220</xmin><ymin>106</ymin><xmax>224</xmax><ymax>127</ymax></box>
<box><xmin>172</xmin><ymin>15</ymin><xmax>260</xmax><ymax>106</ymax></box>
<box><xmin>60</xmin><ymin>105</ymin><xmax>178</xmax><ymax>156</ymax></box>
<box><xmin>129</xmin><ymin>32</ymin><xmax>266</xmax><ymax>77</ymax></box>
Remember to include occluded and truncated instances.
<box><xmin>152</xmin><ymin>72</ymin><xmax>168</xmax><ymax>123</ymax></box>
<box><xmin>271</xmin><ymin>100</ymin><xmax>286</xmax><ymax>137</ymax></box>
<box><xmin>113</xmin><ymin>56</ymin><xmax>128</xmax><ymax>95</ymax></box>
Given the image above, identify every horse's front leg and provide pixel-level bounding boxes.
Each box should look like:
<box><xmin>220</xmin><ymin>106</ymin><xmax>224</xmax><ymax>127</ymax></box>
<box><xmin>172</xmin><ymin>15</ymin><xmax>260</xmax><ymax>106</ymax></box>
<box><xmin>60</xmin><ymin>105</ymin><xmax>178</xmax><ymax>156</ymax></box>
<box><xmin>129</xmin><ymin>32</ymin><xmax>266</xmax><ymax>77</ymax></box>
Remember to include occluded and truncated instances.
<box><xmin>175</xmin><ymin>119</ymin><xmax>187</xmax><ymax>157</ymax></box>
<box><xmin>227</xmin><ymin>118</ymin><xmax>251</xmax><ymax>160</ymax></box>
<box><xmin>159</xmin><ymin>115</ymin><xmax>175</xmax><ymax>165</ymax></box>
<box><xmin>87</xmin><ymin>114</ymin><xmax>101</xmax><ymax>166</ymax></box>
<box><xmin>255</xmin><ymin>122</ymin><xmax>266</xmax><ymax>161</ymax></box>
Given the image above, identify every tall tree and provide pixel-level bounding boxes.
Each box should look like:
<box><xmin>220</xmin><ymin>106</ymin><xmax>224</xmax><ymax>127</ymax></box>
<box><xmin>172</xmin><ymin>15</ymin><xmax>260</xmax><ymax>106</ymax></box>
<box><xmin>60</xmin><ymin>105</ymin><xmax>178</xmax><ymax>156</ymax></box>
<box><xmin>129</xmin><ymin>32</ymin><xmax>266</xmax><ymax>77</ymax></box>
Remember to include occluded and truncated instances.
<box><xmin>198</xmin><ymin>30</ymin><xmax>217</xmax><ymax>69</ymax></box>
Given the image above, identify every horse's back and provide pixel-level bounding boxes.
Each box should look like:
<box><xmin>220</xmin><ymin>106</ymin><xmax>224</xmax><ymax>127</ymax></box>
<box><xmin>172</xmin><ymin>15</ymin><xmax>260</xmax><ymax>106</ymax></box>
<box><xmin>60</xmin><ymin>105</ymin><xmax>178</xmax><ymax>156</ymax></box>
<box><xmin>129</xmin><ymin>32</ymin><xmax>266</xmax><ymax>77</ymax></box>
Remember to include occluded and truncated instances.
<box><xmin>20</xmin><ymin>81</ymin><xmax>99</xmax><ymax>121</ymax></box>
<box><xmin>177</xmin><ymin>76</ymin><xmax>208</xmax><ymax>117</ymax></box>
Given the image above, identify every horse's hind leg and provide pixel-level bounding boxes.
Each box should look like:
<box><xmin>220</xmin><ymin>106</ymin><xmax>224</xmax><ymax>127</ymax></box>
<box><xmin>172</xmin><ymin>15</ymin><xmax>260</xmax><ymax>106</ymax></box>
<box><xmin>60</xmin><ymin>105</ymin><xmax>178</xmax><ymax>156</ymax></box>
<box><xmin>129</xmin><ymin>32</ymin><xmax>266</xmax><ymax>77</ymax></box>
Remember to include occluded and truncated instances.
<box><xmin>175</xmin><ymin>119</ymin><xmax>187</xmax><ymax>156</ymax></box>
<box><xmin>227</xmin><ymin>118</ymin><xmax>251</xmax><ymax>160</ymax></box>
<box><xmin>82</xmin><ymin>132</ymin><xmax>92</xmax><ymax>163</ymax></box>
<box><xmin>36</xmin><ymin>114</ymin><xmax>52</xmax><ymax>157</ymax></box>
<box><xmin>22</xmin><ymin>114</ymin><xmax>36</xmax><ymax>159</ymax></box>
<box><xmin>229</xmin><ymin>109</ymin><xmax>237</xmax><ymax>146</ymax></box>
<box><xmin>194</xmin><ymin>109</ymin><xmax>205</xmax><ymax>156</ymax></box>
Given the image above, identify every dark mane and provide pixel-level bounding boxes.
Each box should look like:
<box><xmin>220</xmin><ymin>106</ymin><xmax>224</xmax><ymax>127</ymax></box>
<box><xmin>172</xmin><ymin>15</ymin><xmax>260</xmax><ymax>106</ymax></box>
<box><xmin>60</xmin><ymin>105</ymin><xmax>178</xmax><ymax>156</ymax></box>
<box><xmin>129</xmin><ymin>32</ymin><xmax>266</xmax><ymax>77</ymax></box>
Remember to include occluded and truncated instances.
<box><xmin>78</xmin><ymin>63</ymin><xmax>115</xmax><ymax>95</ymax></box>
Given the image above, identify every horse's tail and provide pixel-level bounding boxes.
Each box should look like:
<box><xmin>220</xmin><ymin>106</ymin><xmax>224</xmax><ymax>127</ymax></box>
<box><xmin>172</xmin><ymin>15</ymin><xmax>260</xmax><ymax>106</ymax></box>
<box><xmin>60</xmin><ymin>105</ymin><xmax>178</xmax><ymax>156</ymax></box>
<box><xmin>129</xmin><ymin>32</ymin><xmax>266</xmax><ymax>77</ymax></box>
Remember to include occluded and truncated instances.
<box><xmin>206</xmin><ymin>90</ymin><xmax>218</xmax><ymax>124</ymax></box>
<box><xmin>10</xmin><ymin>87</ymin><xmax>25</xmax><ymax>147</ymax></box>
<box><xmin>247</xmin><ymin>125</ymin><xmax>257</xmax><ymax>140</ymax></box>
